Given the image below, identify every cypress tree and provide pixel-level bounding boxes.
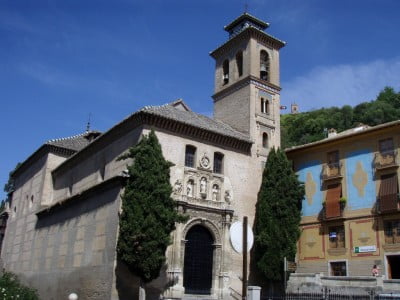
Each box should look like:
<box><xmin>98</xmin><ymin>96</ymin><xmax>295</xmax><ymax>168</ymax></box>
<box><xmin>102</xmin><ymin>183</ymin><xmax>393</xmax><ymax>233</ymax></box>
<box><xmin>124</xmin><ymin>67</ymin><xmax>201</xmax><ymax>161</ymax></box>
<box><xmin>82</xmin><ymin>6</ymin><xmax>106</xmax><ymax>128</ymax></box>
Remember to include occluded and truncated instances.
<box><xmin>117</xmin><ymin>130</ymin><xmax>187</xmax><ymax>283</ymax></box>
<box><xmin>253</xmin><ymin>148</ymin><xmax>304</xmax><ymax>281</ymax></box>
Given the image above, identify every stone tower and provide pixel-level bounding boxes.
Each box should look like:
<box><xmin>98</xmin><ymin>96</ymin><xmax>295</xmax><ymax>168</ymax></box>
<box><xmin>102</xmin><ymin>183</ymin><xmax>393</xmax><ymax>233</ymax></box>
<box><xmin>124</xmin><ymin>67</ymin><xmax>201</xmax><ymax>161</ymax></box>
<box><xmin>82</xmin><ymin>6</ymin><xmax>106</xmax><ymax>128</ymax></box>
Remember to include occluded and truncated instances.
<box><xmin>210</xmin><ymin>13</ymin><xmax>285</xmax><ymax>157</ymax></box>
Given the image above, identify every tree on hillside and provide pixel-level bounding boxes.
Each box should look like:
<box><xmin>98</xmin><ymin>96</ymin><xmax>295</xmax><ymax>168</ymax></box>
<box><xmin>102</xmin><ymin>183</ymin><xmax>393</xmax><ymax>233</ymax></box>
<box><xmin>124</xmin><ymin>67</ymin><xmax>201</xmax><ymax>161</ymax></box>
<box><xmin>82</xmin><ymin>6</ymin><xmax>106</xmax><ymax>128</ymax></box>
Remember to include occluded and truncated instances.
<box><xmin>281</xmin><ymin>87</ymin><xmax>400</xmax><ymax>148</ymax></box>
<box><xmin>253</xmin><ymin>148</ymin><xmax>304</xmax><ymax>281</ymax></box>
<box><xmin>117</xmin><ymin>130</ymin><xmax>187</xmax><ymax>283</ymax></box>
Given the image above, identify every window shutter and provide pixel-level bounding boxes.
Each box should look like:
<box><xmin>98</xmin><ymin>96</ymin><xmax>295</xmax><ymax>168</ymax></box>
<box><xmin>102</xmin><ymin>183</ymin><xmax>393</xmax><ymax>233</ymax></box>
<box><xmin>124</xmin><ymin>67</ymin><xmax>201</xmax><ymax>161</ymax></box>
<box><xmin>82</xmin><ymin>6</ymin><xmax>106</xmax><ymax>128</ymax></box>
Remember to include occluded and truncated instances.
<box><xmin>379</xmin><ymin>174</ymin><xmax>398</xmax><ymax>212</ymax></box>
<box><xmin>326</xmin><ymin>183</ymin><xmax>341</xmax><ymax>218</ymax></box>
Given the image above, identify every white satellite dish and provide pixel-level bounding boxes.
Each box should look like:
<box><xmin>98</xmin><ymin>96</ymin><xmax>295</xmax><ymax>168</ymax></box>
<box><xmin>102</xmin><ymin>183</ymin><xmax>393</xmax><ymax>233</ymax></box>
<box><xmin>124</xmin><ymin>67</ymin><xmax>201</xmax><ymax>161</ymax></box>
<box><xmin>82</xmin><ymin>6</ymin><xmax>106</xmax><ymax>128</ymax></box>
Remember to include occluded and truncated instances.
<box><xmin>229</xmin><ymin>221</ymin><xmax>254</xmax><ymax>254</ymax></box>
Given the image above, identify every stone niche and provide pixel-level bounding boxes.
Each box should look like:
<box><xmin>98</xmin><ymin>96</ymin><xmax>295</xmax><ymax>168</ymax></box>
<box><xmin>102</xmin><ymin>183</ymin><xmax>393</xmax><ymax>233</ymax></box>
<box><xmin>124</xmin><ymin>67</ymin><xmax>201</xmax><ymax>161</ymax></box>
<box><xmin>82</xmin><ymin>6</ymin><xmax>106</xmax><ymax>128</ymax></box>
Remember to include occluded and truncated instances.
<box><xmin>172</xmin><ymin>153</ymin><xmax>233</xmax><ymax>210</ymax></box>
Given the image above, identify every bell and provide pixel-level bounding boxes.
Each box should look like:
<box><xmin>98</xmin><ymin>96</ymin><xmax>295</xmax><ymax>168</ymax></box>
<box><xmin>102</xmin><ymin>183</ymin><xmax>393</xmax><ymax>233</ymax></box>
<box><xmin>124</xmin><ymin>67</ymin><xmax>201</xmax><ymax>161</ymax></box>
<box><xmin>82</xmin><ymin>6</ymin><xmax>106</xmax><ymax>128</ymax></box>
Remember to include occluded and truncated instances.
<box><xmin>260</xmin><ymin>64</ymin><xmax>267</xmax><ymax>72</ymax></box>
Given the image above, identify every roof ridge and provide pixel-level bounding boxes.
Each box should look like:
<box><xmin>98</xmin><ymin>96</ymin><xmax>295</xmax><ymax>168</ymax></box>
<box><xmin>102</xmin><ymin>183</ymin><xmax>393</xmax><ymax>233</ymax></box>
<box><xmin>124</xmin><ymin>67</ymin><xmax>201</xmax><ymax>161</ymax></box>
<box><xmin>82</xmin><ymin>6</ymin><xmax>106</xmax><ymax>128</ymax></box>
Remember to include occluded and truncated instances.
<box><xmin>47</xmin><ymin>132</ymin><xmax>87</xmax><ymax>144</ymax></box>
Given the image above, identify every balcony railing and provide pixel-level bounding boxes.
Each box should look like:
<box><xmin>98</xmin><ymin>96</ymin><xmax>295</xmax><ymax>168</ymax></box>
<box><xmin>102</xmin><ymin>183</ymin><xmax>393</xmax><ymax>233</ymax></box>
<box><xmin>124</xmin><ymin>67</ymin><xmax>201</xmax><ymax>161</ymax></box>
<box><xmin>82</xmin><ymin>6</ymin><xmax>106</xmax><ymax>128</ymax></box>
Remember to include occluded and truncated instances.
<box><xmin>374</xmin><ymin>149</ymin><xmax>398</xmax><ymax>170</ymax></box>
<box><xmin>322</xmin><ymin>162</ymin><xmax>343</xmax><ymax>181</ymax></box>
<box><xmin>322</xmin><ymin>202</ymin><xmax>345</xmax><ymax>220</ymax></box>
<box><xmin>377</xmin><ymin>193</ymin><xmax>400</xmax><ymax>214</ymax></box>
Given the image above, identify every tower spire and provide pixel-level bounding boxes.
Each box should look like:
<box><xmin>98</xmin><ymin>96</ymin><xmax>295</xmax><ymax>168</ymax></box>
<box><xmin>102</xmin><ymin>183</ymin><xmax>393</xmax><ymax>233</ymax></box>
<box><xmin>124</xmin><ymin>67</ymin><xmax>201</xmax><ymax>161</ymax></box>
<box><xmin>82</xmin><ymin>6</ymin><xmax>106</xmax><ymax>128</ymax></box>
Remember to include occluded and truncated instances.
<box><xmin>86</xmin><ymin>113</ymin><xmax>91</xmax><ymax>133</ymax></box>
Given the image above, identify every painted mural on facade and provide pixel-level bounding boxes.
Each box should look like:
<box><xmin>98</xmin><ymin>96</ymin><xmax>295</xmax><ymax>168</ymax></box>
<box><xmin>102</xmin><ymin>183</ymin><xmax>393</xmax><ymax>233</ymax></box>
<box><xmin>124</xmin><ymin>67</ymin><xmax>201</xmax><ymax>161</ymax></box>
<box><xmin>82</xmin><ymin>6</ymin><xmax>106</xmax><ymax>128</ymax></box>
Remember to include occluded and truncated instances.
<box><xmin>345</xmin><ymin>149</ymin><xmax>376</xmax><ymax>210</ymax></box>
<box><xmin>297</xmin><ymin>160</ymin><xmax>323</xmax><ymax>216</ymax></box>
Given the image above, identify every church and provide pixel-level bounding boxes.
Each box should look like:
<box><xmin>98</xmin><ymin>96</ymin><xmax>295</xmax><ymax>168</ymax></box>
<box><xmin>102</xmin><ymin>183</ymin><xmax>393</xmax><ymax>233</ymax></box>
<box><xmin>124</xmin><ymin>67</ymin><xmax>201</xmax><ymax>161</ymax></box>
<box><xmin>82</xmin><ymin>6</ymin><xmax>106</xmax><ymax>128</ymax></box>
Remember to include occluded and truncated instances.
<box><xmin>1</xmin><ymin>13</ymin><xmax>285</xmax><ymax>299</ymax></box>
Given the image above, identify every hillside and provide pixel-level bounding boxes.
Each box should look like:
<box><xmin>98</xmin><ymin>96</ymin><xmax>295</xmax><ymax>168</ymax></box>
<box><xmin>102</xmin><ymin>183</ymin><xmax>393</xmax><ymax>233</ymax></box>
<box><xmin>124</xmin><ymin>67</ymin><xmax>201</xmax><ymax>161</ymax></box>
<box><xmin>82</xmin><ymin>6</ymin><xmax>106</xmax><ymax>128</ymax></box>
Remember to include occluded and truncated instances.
<box><xmin>281</xmin><ymin>87</ymin><xmax>400</xmax><ymax>149</ymax></box>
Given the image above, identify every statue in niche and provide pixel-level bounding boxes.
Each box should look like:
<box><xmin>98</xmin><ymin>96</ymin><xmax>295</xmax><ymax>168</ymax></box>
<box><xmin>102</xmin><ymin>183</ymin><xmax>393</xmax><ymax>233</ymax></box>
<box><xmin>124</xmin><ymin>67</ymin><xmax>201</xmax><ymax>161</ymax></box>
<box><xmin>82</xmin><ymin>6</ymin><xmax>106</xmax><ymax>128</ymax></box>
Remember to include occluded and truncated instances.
<box><xmin>200</xmin><ymin>177</ymin><xmax>207</xmax><ymax>194</ymax></box>
<box><xmin>212</xmin><ymin>184</ymin><xmax>219</xmax><ymax>201</ymax></box>
<box><xmin>224</xmin><ymin>190</ymin><xmax>232</xmax><ymax>204</ymax></box>
<box><xmin>187</xmin><ymin>180</ymin><xmax>194</xmax><ymax>197</ymax></box>
<box><xmin>173</xmin><ymin>180</ymin><xmax>182</xmax><ymax>195</ymax></box>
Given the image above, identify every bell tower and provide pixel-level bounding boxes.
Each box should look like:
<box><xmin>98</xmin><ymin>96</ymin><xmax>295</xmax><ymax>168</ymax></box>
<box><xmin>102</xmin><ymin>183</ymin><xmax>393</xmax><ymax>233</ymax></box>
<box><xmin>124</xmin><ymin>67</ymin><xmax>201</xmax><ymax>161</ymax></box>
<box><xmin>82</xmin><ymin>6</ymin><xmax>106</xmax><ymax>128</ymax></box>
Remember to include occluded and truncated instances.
<box><xmin>210</xmin><ymin>13</ymin><xmax>285</xmax><ymax>157</ymax></box>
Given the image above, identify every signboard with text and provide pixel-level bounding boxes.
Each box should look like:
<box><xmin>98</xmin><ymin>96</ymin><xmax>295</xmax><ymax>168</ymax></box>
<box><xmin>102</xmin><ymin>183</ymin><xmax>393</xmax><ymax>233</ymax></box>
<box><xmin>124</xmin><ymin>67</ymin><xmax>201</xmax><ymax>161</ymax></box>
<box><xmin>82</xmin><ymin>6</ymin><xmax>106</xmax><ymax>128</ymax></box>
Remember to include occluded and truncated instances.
<box><xmin>354</xmin><ymin>245</ymin><xmax>376</xmax><ymax>253</ymax></box>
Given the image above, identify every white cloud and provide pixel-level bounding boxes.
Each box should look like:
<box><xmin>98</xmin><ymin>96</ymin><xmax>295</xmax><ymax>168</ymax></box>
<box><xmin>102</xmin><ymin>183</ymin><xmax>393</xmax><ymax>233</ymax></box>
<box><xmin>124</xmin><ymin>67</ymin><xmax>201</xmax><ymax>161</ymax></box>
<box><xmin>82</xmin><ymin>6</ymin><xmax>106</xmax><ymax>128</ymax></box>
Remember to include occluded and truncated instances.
<box><xmin>281</xmin><ymin>57</ymin><xmax>400</xmax><ymax>111</ymax></box>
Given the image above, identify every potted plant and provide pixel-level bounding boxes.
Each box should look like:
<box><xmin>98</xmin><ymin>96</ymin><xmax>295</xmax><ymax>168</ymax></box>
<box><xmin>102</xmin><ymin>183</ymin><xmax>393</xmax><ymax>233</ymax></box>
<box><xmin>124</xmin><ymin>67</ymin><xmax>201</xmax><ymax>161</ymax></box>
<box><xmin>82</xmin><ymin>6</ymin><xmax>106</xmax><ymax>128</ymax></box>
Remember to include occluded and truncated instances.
<box><xmin>339</xmin><ymin>197</ymin><xmax>347</xmax><ymax>209</ymax></box>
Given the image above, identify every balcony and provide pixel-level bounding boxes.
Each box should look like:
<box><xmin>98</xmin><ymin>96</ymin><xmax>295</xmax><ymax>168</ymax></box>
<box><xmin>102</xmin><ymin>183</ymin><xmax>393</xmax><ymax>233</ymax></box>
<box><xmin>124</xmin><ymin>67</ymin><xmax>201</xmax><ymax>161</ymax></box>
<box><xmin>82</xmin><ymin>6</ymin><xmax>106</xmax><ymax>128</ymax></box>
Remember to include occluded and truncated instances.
<box><xmin>374</xmin><ymin>150</ymin><xmax>398</xmax><ymax>170</ymax></box>
<box><xmin>322</xmin><ymin>162</ymin><xmax>343</xmax><ymax>181</ymax></box>
<box><xmin>322</xmin><ymin>201</ymin><xmax>346</xmax><ymax>221</ymax></box>
<box><xmin>377</xmin><ymin>194</ymin><xmax>400</xmax><ymax>214</ymax></box>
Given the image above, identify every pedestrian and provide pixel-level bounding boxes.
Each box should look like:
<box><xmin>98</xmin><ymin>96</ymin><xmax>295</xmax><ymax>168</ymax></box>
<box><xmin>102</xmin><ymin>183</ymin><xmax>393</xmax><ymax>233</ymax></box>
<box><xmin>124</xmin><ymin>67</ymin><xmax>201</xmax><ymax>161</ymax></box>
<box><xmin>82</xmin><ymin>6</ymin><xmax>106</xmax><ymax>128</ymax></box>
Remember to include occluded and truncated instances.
<box><xmin>372</xmin><ymin>265</ymin><xmax>379</xmax><ymax>276</ymax></box>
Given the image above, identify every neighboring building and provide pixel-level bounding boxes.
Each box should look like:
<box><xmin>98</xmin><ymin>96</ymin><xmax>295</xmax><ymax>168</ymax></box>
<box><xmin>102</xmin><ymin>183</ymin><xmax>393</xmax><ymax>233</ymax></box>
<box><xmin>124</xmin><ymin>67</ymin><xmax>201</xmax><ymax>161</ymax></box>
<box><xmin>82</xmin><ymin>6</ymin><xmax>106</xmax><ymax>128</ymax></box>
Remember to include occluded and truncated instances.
<box><xmin>1</xmin><ymin>13</ymin><xmax>285</xmax><ymax>300</ymax></box>
<box><xmin>290</xmin><ymin>103</ymin><xmax>299</xmax><ymax>114</ymax></box>
<box><xmin>286</xmin><ymin>121</ymin><xmax>400</xmax><ymax>280</ymax></box>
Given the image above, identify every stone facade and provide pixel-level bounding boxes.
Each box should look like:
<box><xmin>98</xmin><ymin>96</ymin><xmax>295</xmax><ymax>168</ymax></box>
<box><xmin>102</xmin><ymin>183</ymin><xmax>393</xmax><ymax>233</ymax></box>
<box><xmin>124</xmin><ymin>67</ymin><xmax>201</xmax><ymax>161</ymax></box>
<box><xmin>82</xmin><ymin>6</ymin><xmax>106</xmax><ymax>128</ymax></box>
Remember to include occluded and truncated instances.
<box><xmin>1</xmin><ymin>13</ymin><xmax>285</xmax><ymax>300</ymax></box>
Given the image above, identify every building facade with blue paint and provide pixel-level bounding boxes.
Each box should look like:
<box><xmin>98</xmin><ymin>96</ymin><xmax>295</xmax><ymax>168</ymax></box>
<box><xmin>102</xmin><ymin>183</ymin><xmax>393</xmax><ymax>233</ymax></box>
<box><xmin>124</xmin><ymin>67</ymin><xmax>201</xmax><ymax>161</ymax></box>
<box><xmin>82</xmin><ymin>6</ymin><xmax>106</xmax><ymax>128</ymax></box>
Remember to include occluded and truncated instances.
<box><xmin>286</xmin><ymin>121</ymin><xmax>400</xmax><ymax>279</ymax></box>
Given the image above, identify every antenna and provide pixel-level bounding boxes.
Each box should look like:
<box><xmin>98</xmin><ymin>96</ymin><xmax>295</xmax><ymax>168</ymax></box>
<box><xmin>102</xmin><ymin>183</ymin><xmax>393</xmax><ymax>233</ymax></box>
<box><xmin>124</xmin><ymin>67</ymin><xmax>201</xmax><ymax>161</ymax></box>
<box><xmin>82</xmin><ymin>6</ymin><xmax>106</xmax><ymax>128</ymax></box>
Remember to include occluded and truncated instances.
<box><xmin>244</xmin><ymin>1</ymin><xmax>249</xmax><ymax>13</ymax></box>
<box><xmin>86</xmin><ymin>113</ymin><xmax>91</xmax><ymax>132</ymax></box>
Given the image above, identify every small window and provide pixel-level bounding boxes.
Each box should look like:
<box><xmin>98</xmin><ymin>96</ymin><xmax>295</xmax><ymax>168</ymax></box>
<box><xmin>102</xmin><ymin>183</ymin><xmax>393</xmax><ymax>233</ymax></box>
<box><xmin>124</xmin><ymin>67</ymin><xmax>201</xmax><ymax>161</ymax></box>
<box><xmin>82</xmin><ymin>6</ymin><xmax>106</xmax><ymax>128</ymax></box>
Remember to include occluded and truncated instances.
<box><xmin>236</xmin><ymin>51</ymin><xmax>243</xmax><ymax>77</ymax></box>
<box><xmin>260</xmin><ymin>50</ymin><xmax>270</xmax><ymax>81</ymax></box>
<box><xmin>330</xmin><ymin>261</ymin><xmax>347</xmax><ymax>276</ymax></box>
<box><xmin>384</xmin><ymin>220</ymin><xmax>400</xmax><ymax>244</ymax></box>
<box><xmin>260</xmin><ymin>98</ymin><xmax>269</xmax><ymax>114</ymax></box>
<box><xmin>262</xmin><ymin>133</ymin><xmax>268</xmax><ymax>149</ymax></box>
<box><xmin>327</xmin><ymin>150</ymin><xmax>339</xmax><ymax>166</ymax></box>
<box><xmin>185</xmin><ymin>145</ymin><xmax>196</xmax><ymax>168</ymax></box>
<box><xmin>379</xmin><ymin>138</ymin><xmax>394</xmax><ymax>154</ymax></box>
<box><xmin>213</xmin><ymin>152</ymin><xmax>224</xmax><ymax>174</ymax></box>
<box><xmin>222</xmin><ymin>59</ymin><xmax>229</xmax><ymax>84</ymax></box>
<box><xmin>329</xmin><ymin>225</ymin><xmax>345</xmax><ymax>249</ymax></box>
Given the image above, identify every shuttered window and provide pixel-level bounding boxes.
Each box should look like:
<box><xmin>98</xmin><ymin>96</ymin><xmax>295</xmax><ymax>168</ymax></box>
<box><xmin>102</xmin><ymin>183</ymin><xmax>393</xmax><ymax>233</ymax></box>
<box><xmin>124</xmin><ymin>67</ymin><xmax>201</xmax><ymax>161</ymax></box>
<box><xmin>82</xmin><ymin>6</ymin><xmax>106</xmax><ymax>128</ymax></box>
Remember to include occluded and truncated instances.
<box><xmin>379</xmin><ymin>173</ymin><xmax>399</xmax><ymax>212</ymax></box>
<box><xmin>326</xmin><ymin>183</ymin><xmax>342</xmax><ymax>218</ymax></box>
<box><xmin>384</xmin><ymin>220</ymin><xmax>400</xmax><ymax>244</ymax></box>
<box><xmin>329</xmin><ymin>225</ymin><xmax>345</xmax><ymax>249</ymax></box>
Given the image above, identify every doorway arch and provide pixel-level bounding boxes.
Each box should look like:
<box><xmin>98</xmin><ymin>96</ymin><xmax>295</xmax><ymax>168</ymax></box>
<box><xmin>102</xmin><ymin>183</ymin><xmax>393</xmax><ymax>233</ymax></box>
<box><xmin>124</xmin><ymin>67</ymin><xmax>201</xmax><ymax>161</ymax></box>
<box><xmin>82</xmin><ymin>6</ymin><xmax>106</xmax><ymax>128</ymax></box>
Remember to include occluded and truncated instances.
<box><xmin>183</xmin><ymin>225</ymin><xmax>214</xmax><ymax>294</ymax></box>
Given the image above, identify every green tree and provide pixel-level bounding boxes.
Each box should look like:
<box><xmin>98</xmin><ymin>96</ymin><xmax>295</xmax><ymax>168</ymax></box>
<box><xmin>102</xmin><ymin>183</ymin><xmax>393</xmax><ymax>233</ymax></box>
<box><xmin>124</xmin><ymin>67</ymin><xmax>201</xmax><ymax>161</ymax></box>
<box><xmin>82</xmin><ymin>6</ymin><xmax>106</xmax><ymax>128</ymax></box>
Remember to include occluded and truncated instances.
<box><xmin>2</xmin><ymin>162</ymin><xmax>21</xmax><ymax>212</ymax></box>
<box><xmin>3</xmin><ymin>162</ymin><xmax>21</xmax><ymax>196</ymax></box>
<box><xmin>117</xmin><ymin>130</ymin><xmax>187</xmax><ymax>283</ymax></box>
<box><xmin>253</xmin><ymin>148</ymin><xmax>304</xmax><ymax>281</ymax></box>
<box><xmin>281</xmin><ymin>87</ymin><xmax>400</xmax><ymax>148</ymax></box>
<box><xmin>0</xmin><ymin>272</ymin><xmax>39</xmax><ymax>300</ymax></box>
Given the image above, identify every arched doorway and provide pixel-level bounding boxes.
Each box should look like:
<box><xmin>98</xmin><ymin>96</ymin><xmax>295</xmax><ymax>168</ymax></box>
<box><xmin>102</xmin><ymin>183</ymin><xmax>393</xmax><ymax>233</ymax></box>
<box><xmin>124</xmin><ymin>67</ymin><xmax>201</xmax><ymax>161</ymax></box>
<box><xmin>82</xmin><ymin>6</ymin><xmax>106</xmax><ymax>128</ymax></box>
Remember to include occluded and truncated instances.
<box><xmin>183</xmin><ymin>225</ymin><xmax>214</xmax><ymax>294</ymax></box>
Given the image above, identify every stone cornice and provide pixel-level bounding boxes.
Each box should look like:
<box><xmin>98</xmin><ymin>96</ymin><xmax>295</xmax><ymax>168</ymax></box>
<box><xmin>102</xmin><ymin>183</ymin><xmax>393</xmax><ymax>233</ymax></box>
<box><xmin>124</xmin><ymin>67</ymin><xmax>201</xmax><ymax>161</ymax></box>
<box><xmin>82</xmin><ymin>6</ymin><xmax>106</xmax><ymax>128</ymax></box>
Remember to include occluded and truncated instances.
<box><xmin>212</xmin><ymin>75</ymin><xmax>281</xmax><ymax>102</ymax></box>
<box><xmin>53</xmin><ymin>110</ymin><xmax>252</xmax><ymax>176</ymax></box>
<box><xmin>210</xmin><ymin>27</ymin><xmax>285</xmax><ymax>59</ymax></box>
<box><xmin>176</xmin><ymin>198</ymin><xmax>234</xmax><ymax>216</ymax></box>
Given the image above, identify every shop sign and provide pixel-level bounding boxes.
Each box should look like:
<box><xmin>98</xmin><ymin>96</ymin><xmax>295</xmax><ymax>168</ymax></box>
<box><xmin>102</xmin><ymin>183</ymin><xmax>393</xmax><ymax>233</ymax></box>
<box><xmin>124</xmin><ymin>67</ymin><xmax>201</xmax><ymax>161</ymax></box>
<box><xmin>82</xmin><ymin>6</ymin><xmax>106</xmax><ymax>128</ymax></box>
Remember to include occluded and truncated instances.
<box><xmin>354</xmin><ymin>245</ymin><xmax>376</xmax><ymax>253</ymax></box>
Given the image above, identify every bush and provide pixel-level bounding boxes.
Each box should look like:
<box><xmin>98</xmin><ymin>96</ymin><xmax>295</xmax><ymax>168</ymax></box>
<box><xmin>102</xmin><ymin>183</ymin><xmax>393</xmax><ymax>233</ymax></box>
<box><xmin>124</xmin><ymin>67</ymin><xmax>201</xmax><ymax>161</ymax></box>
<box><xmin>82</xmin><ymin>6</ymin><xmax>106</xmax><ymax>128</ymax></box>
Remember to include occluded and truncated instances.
<box><xmin>0</xmin><ymin>272</ymin><xmax>39</xmax><ymax>300</ymax></box>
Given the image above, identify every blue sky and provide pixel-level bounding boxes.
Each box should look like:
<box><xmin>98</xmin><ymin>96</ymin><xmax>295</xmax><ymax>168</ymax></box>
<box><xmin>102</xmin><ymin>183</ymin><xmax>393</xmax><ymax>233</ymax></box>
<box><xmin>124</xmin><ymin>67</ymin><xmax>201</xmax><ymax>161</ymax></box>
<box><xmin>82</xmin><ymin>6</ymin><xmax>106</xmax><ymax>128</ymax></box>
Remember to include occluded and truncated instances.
<box><xmin>1</xmin><ymin>0</ymin><xmax>400</xmax><ymax>200</ymax></box>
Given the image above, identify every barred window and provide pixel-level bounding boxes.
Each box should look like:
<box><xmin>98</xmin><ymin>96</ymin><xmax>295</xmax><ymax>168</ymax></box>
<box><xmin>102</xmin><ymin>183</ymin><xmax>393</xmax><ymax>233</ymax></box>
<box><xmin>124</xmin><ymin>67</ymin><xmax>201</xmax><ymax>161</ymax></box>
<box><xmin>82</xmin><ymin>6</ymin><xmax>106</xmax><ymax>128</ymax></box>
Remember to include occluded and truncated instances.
<box><xmin>213</xmin><ymin>152</ymin><xmax>224</xmax><ymax>174</ymax></box>
<box><xmin>329</xmin><ymin>225</ymin><xmax>345</xmax><ymax>249</ymax></box>
<box><xmin>185</xmin><ymin>145</ymin><xmax>196</xmax><ymax>168</ymax></box>
<box><xmin>384</xmin><ymin>220</ymin><xmax>400</xmax><ymax>244</ymax></box>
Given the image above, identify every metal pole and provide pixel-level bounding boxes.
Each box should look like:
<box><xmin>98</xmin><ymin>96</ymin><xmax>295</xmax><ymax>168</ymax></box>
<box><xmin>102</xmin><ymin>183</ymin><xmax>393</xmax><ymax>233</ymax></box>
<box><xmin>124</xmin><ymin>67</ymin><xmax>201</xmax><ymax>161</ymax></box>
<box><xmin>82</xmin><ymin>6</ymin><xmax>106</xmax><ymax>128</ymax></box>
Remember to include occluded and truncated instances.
<box><xmin>242</xmin><ymin>216</ymin><xmax>248</xmax><ymax>300</ymax></box>
<box><xmin>284</xmin><ymin>257</ymin><xmax>287</xmax><ymax>296</ymax></box>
